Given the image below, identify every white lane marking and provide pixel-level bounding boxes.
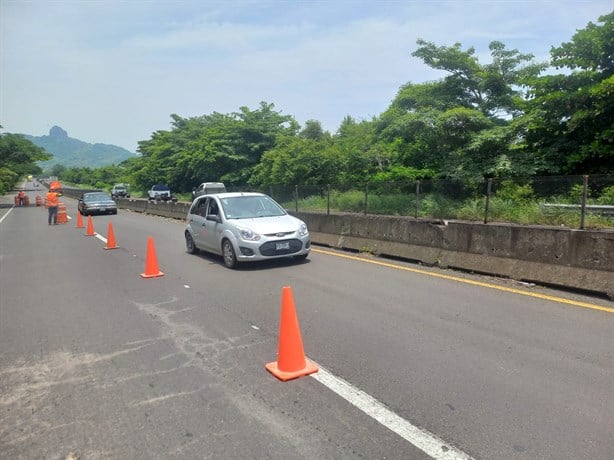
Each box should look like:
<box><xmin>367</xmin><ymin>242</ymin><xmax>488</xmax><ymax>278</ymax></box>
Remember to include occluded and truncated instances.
<box><xmin>95</xmin><ymin>234</ymin><xmax>107</xmax><ymax>244</ymax></box>
<box><xmin>311</xmin><ymin>366</ymin><xmax>474</xmax><ymax>460</ymax></box>
<box><xmin>0</xmin><ymin>206</ymin><xmax>14</xmax><ymax>224</ymax></box>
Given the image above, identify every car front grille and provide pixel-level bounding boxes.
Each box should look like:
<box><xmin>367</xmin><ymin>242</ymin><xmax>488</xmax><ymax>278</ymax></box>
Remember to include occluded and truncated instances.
<box><xmin>259</xmin><ymin>239</ymin><xmax>303</xmax><ymax>256</ymax></box>
<box><xmin>263</xmin><ymin>231</ymin><xmax>294</xmax><ymax>237</ymax></box>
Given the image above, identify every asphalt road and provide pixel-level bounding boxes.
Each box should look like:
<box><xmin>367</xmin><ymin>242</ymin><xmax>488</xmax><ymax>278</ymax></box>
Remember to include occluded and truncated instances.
<box><xmin>1</xmin><ymin>186</ymin><xmax>613</xmax><ymax>460</ymax></box>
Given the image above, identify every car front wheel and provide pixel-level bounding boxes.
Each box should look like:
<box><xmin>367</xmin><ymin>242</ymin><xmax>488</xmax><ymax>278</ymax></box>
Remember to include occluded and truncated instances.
<box><xmin>222</xmin><ymin>239</ymin><xmax>237</xmax><ymax>269</ymax></box>
<box><xmin>185</xmin><ymin>232</ymin><xmax>198</xmax><ymax>254</ymax></box>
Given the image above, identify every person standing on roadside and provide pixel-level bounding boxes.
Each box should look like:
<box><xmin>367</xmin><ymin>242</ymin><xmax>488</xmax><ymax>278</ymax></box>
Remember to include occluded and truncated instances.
<box><xmin>18</xmin><ymin>190</ymin><xmax>26</xmax><ymax>206</ymax></box>
<box><xmin>46</xmin><ymin>189</ymin><xmax>59</xmax><ymax>225</ymax></box>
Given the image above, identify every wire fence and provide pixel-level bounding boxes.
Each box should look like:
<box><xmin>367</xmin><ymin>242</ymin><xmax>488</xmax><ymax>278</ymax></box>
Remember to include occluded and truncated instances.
<box><xmin>229</xmin><ymin>175</ymin><xmax>614</xmax><ymax>230</ymax></box>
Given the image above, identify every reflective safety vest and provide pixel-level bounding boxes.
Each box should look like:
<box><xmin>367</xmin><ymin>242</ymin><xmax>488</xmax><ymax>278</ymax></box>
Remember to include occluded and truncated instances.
<box><xmin>46</xmin><ymin>192</ymin><xmax>59</xmax><ymax>207</ymax></box>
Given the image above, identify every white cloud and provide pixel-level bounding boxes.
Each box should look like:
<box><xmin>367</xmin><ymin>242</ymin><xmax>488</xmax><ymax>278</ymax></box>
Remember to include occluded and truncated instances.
<box><xmin>1</xmin><ymin>0</ymin><xmax>612</xmax><ymax>151</ymax></box>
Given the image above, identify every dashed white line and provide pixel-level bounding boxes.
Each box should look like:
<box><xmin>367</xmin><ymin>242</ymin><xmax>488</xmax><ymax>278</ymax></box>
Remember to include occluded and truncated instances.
<box><xmin>311</xmin><ymin>365</ymin><xmax>474</xmax><ymax>460</ymax></box>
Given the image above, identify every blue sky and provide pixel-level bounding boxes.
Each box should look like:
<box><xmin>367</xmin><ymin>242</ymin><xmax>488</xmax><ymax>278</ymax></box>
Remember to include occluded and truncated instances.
<box><xmin>1</xmin><ymin>0</ymin><xmax>612</xmax><ymax>152</ymax></box>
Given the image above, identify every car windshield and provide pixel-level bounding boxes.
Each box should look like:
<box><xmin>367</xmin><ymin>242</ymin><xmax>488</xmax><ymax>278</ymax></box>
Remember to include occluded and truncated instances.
<box><xmin>220</xmin><ymin>196</ymin><xmax>286</xmax><ymax>219</ymax></box>
<box><xmin>153</xmin><ymin>185</ymin><xmax>169</xmax><ymax>191</ymax></box>
<box><xmin>85</xmin><ymin>193</ymin><xmax>111</xmax><ymax>202</ymax></box>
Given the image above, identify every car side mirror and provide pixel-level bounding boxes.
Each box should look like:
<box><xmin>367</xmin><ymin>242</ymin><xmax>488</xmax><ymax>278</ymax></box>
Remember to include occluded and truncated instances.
<box><xmin>206</xmin><ymin>214</ymin><xmax>221</xmax><ymax>223</ymax></box>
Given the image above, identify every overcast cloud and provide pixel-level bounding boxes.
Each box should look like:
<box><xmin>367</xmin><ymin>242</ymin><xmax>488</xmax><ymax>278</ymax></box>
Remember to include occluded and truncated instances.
<box><xmin>1</xmin><ymin>0</ymin><xmax>612</xmax><ymax>152</ymax></box>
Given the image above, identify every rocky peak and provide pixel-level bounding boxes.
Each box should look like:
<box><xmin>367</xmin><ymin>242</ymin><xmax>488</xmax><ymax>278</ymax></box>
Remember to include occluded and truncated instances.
<box><xmin>49</xmin><ymin>126</ymin><xmax>68</xmax><ymax>139</ymax></box>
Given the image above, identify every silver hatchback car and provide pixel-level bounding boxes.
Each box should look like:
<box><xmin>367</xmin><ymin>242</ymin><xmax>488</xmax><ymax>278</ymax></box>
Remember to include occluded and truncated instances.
<box><xmin>185</xmin><ymin>192</ymin><xmax>310</xmax><ymax>268</ymax></box>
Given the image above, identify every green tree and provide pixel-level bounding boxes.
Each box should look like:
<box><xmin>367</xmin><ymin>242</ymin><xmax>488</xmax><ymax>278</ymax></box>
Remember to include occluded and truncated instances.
<box><xmin>523</xmin><ymin>11</ymin><xmax>614</xmax><ymax>173</ymax></box>
<box><xmin>133</xmin><ymin>102</ymin><xmax>298</xmax><ymax>193</ymax></box>
<box><xmin>378</xmin><ymin>39</ymin><xmax>544</xmax><ymax>179</ymax></box>
<box><xmin>50</xmin><ymin>163</ymin><xmax>66</xmax><ymax>178</ymax></box>
<box><xmin>412</xmin><ymin>39</ymin><xmax>543</xmax><ymax>118</ymax></box>
<box><xmin>250</xmin><ymin>134</ymin><xmax>337</xmax><ymax>186</ymax></box>
<box><xmin>0</xmin><ymin>132</ymin><xmax>51</xmax><ymax>193</ymax></box>
<box><xmin>299</xmin><ymin>120</ymin><xmax>327</xmax><ymax>140</ymax></box>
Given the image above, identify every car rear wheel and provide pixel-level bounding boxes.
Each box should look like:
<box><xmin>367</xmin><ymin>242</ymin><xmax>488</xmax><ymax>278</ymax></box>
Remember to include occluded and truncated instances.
<box><xmin>185</xmin><ymin>232</ymin><xmax>198</xmax><ymax>254</ymax></box>
<box><xmin>222</xmin><ymin>239</ymin><xmax>237</xmax><ymax>269</ymax></box>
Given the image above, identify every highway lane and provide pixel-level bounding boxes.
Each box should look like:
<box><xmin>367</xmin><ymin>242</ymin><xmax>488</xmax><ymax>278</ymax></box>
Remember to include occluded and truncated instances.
<box><xmin>1</xmin><ymin>191</ymin><xmax>613</xmax><ymax>459</ymax></box>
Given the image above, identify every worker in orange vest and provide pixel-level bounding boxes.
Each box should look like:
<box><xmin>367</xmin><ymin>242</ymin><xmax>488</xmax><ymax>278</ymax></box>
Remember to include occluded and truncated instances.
<box><xmin>17</xmin><ymin>190</ymin><xmax>26</xmax><ymax>206</ymax></box>
<box><xmin>46</xmin><ymin>190</ymin><xmax>59</xmax><ymax>225</ymax></box>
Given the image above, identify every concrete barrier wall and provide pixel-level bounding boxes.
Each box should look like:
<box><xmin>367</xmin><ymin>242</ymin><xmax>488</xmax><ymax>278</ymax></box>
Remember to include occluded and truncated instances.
<box><xmin>112</xmin><ymin>198</ymin><xmax>613</xmax><ymax>297</ymax></box>
<box><xmin>295</xmin><ymin>212</ymin><xmax>614</xmax><ymax>297</ymax></box>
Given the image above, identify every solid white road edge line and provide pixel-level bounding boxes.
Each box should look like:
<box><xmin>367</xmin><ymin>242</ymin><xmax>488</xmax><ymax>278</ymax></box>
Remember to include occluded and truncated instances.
<box><xmin>0</xmin><ymin>206</ymin><xmax>13</xmax><ymax>224</ymax></box>
<box><xmin>311</xmin><ymin>366</ymin><xmax>474</xmax><ymax>460</ymax></box>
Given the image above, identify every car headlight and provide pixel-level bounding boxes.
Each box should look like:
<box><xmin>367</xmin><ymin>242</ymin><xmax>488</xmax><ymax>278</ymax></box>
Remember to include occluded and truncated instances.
<box><xmin>298</xmin><ymin>223</ymin><xmax>309</xmax><ymax>236</ymax></box>
<box><xmin>237</xmin><ymin>226</ymin><xmax>261</xmax><ymax>241</ymax></box>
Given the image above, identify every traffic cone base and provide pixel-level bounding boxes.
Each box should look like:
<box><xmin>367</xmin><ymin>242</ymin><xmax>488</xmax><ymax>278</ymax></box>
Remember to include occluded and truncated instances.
<box><xmin>141</xmin><ymin>271</ymin><xmax>164</xmax><ymax>278</ymax></box>
<box><xmin>141</xmin><ymin>236</ymin><xmax>164</xmax><ymax>278</ymax></box>
<box><xmin>265</xmin><ymin>358</ymin><xmax>318</xmax><ymax>382</ymax></box>
<box><xmin>266</xmin><ymin>286</ymin><xmax>318</xmax><ymax>381</ymax></box>
<box><xmin>104</xmin><ymin>222</ymin><xmax>119</xmax><ymax>250</ymax></box>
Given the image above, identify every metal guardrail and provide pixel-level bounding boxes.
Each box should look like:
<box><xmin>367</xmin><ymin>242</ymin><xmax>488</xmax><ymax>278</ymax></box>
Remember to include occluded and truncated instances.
<box><xmin>541</xmin><ymin>204</ymin><xmax>614</xmax><ymax>215</ymax></box>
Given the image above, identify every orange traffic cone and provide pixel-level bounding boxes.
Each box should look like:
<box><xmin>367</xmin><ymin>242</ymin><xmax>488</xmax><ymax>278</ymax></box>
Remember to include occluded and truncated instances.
<box><xmin>265</xmin><ymin>286</ymin><xmax>318</xmax><ymax>381</ymax></box>
<box><xmin>104</xmin><ymin>222</ymin><xmax>119</xmax><ymax>250</ymax></box>
<box><xmin>141</xmin><ymin>236</ymin><xmax>164</xmax><ymax>278</ymax></box>
<box><xmin>85</xmin><ymin>215</ymin><xmax>95</xmax><ymax>236</ymax></box>
<box><xmin>76</xmin><ymin>211</ymin><xmax>84</xmax><ymax>228</ymax></box>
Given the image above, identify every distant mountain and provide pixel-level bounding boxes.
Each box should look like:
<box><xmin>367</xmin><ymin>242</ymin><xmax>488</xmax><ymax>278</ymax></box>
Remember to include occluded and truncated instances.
<box><xmin>24</xmin><ymin>126</ymin><xmax>136</xmax><ymax>169</ymax></box>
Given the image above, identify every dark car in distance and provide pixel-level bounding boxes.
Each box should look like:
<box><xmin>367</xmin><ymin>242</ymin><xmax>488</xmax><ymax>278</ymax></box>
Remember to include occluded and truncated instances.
<box><xmin>78</xmin><ymin>192</ymin><xmax>118</xmax><ymax>215</ymax></box>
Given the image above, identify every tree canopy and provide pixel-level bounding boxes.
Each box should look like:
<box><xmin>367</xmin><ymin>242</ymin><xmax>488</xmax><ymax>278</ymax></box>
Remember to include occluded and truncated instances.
<box><xmin>523</xmin><ymin>11</ymin><xmax>614</xmax><ymax>174</ymax></box>
<box><xmin>131</xmin><ymin>102</ymin><xmax>298</xmax><ymax>192</ymax></box>
<box><xmin>50</xmin><ymin>12</ymin><xmax>613</xmax><ymax>193</ymax></box>
<box><xmin>0</xmin><ymin>131</ymin><xmax>51</xmax><ymax>193</ymax></box>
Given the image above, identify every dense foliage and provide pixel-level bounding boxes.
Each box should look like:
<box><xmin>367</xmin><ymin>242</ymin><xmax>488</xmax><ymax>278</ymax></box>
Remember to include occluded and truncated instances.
<box><xmin>523</xmin><ymin>11</ymin><xmax>614</xmax><ymax>174</ymax></box>
<box><xmin>28</xmin><ymin>12</ymin><xmax>614</xmax><ymax>196</ymax></box>
<box><xmin>0</xmin><ymin>130</ymin><xmax>50</xmax><ymax>193</ymax></box>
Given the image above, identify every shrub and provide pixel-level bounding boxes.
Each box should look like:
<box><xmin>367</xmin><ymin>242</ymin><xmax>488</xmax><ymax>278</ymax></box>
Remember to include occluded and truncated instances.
<box><xmin>597</xmin><ymin>186</ymin><xmax>614</xmax><ymax>205</ymax></box>
<box><xmin>495</xmin><ymin>180</ymin><xmax>534</xmax><ymax>203</ymax></box>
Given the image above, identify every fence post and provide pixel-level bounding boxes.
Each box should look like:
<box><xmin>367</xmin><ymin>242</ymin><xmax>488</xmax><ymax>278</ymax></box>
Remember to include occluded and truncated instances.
<box><xmin>484</xmin><ymin>178</ymin><xmax>493</xmax><ymax>224</ymax></box>
<box><xmin>364</xmin><ymin>184</ymin><xmax>369</xmax><ymax>215</ymax></box>
<box><xmin>415</xmin><ymin>180</ymin><xmax>421</xmax><ymax>218</ymax></box>
<box><xmin>580</xmin><ymin>175</ymin><xmax>588</xmax><ymax>230</ymax></box>
<box><xmin>295</xmin><ymin>185</ymin><xmax>299</xmax><ymax>213</ymax></box>
<box><xmin>327</xmin><ymin>184</ymin><xmax>331</xmax><ymax>215</ymax></box>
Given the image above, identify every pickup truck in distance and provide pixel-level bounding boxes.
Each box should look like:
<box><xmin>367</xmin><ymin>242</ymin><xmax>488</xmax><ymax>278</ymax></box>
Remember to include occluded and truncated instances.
<box><xmin>111</xmin><ymin>184</ymin><xmax>130</xmax><ymax>199</ymax></box>
<box><xmin>148</xmin><ymin>184</ymin><xmax>177</xmax><ymax>202</ymax></box>
<box><xmin>191</xmin><ymin>182</ymin><xmax>226</xmax><ymax>201</ymax></box>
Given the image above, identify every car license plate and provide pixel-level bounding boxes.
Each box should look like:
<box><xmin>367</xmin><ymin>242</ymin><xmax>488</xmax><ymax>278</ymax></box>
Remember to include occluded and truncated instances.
<box><xmin>100</xmin><ymin>208</ymin><xmax>106</xmax><ymax>212</ymax></box>
<box><xmin>276</xmin><ymin>242</ymin><xmax>290</xmax><ymax>250</ymax></box>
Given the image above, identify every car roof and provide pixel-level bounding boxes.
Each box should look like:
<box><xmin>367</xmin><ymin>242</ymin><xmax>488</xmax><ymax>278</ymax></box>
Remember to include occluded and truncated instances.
<box><xmin>84</xmin><ymin>192</ymin><xmax>111</xmax><ymax>197</ymax></box>
<box><xmin>202</xmin><ymin>192</ymin><xmax>265</xmax><ymax>200</ymax></box>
